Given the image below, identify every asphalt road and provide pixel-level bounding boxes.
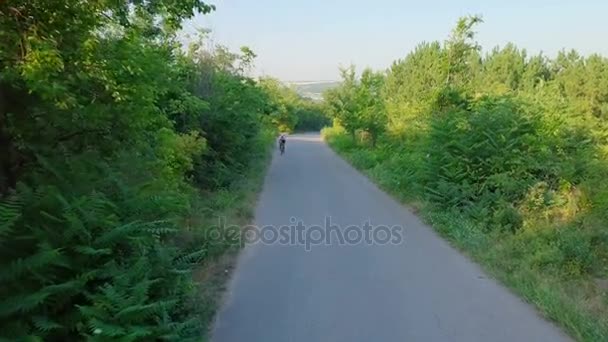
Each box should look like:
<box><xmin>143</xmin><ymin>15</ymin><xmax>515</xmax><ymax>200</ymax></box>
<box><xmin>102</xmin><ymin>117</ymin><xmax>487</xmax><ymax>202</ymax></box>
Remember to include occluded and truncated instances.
<box><xmin>212</xmin><ymin>133</ymin><xmax>570</xmax><ymax>342</ymax></box>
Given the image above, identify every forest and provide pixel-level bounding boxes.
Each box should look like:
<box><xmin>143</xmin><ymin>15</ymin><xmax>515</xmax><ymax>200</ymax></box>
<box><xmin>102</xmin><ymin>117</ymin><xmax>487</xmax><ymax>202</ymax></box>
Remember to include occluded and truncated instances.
<box><xmin>0</xmin><ymin>0</ymin><xmax>323</xmax><ymax>340</ymax></box>
<box><xmin>323</xmin><ymin>16</ymin><xmax>608</xmax><ymax>340</ymax></box>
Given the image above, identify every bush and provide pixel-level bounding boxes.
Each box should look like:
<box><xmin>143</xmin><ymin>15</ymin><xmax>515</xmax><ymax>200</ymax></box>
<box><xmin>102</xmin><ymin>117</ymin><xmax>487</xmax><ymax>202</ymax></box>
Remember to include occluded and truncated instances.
<box><xmin>294</xmin><ymin>102</ymin><xmax>330</xmax><ymax>131</ymax></box>
<box><xmin>0</xmin><ymin>1</ymin><xmax>292</xmax><ymax>339</ymax></box>
<box><xmin>0</xmin><ymin>150</ymin><xmax>205</xmax><ymax>339</ymax></box>
<box><xmin>422</xmin><ymin>96</ymin><xmax>560</xmax><ymax>230</ymax></box>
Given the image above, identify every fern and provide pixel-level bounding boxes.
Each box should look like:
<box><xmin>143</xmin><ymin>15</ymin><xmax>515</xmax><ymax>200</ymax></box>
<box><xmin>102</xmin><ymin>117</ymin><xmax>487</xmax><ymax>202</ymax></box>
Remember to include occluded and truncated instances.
<box><xmin>94</xmin><ymin>221</ymin><xmax>143</xmax><ymax>246</ymax></box>
<box><xmin>87</xmin><ymin>318</ymin><xmax>127</xmax><ymax>337</ymax></box>
<box><xmin>174</xmin><ymin>249</ymin><xmax>207</xmax><ymax>267</ymax></box>
<box><xmin>143</xmin><ymin>220</ymin><xmax>179</xmax><ymax>236</ymax></box>
<box><xmin>32</xmin><ymin>316</ymin><xmax>63</xmax><ymax>333</ymax></box>
<box><xmin>73</xmin><ymin>245</ymin><xmax>112</xmax><ymax>256</ymax></box>
<box><xmin>0</xmin><ymin>247</ymin><xmax>63</xmax><ymax>282</ymax></box>
<box><xmin>0</xmin><ymin>290</ymin><xmax>51</xmax><ymax>317</ymax></box>
<box><xmin>0</xmin><ymin>197</ymin><xmax>21</xmax><ymax>243</ymax></box>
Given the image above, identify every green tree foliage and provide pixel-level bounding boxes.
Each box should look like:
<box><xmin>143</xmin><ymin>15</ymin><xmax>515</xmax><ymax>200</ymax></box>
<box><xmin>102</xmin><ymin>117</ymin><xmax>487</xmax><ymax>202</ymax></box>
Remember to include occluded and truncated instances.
<box><xmin>0</xmin><ymin>1</ymin><xmax>312</xmax><ymax>339</ymax></box>
<box><xmin>323</xmin><ymin>16</ymin><xmax>608</xmax><ymax>337</ymax></box>
<box><xmin>324</xmin><ymin>66</ymin><xmax>387</xmax><ymax>145</ymax></box>
<box><xmin>444</xmin><ymin>15</ymin><xmax>483</xmax><ymax>88</ymax></box>
<box><xmin>293</xmin><ymin>100</ymin><xmax>330</xmax><ymax>132</ymax></box>
<box><xmin>477</xmin><ymin>44</ymin><xmax>527</xmax><ymax>94</ymax></box>
<box><xmin>424</xmin><ymin>96</ymin><xmax>557</xmax><ymax>231</ymax></box>
<box><xmin>323</xmin><ymin>66</ymin><xmax>360</xmax><ymax>138</ymax></box>
<box><xmin>328</xmin><ymin>15</ymin><xmax>608</xmax><ymax>238</ymax></box>
<box><xmin>384</xmin><ymin>42</ymin><xmax>446</xmax><ymax>135</ymax></box>
<box><xmin>258</xmin><ymin>78</ymin><xmax>328</xmax><ymax>133</ymax></box>
<box><xmin>259</xmin><ymin>78</ymin><xmax>300</xmax><ymax>132</ymax></box>
<box><xmin>357</xmin><ymin>69</ymin><xmax>387</xmax><ymax>146</ymax></box>
<box><xmin>182</xmin><ymin>36</ymin><xmax>274</xmax><ymax>189</ymax></box>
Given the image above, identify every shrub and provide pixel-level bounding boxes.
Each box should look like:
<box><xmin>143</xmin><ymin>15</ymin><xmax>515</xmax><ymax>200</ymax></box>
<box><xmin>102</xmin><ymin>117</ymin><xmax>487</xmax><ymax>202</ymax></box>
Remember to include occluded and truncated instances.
<box><xmin>422</xmin><ymin>96</ymin><xmax>559</xmax><ymax>230</ymax></box>
<box><xmin>0</xmin><ymin>0</ymin><xmax>291</xmax><ymax>339</ymax></box>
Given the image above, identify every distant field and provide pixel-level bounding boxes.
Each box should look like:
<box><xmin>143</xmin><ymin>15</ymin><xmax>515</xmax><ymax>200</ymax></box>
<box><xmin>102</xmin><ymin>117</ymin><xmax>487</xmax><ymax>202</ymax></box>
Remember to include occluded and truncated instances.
<box><xmin>287</xmin><ymin>81</ymin><xmax>341</xmax><ymax>100</ymax></box>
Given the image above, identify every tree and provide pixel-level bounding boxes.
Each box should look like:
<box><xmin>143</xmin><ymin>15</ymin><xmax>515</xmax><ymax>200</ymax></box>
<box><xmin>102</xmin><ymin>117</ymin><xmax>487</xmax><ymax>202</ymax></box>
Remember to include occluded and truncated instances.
<box><xmin>444</xmin><ymin>15</ymin><xmax>484</xmax><ymax>88</ymax></box>
<box><xmin>258</xmin><ymin>78</ymin><xmax>300</xmax><ymax>132</ymax></box>
<box><xmin>383</xmin><ymin>42</ymin><xmax>446</xmax><ymax>135</ymax></box>
<box><xmin>293</xmin><ymin>100</ymin><xmax>330</xmax><ymax>131</ymax></box>
<box><xmin>238</xmin><ymin>46</ymin><xmax>258</xmax><ymax>75</ymax></box>
<box><xmin>478</xmin><ymin>43</ymin><xmax>526</xmax><ymax>94</ymax></box>
<box><xmin>356</xmin><ymin>69</ymin><xmax>387</xmax><ymax>146</ymax></box>
<box><xmin>324</xmin><ymin>66</ymin><xmax>360</xmax><ymax>139</ymax></box>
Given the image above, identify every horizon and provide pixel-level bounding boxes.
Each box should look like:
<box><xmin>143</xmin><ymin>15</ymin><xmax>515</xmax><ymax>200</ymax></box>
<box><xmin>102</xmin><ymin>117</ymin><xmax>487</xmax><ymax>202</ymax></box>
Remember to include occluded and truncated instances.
<box><xmin>181</xmin><ymin>0</ymin><xmax>608</xmax><ymax>82</ymax></box>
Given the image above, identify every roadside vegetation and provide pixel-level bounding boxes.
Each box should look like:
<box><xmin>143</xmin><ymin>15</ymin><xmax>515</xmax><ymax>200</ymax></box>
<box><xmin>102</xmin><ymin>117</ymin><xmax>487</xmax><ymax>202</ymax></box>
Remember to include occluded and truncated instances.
<box><xmin>0</xmin><ymin>1</ymin><xmax>318</xmax><ymax>340</ymax></box>
<box><xmin>323</xmin><ymin>15</ymin><xmax>608</xmax><ymax>341</ymax></box>
<box><xmin>260</xmin><ymin>78</ymin><xmax>330</xmax><ymax>132</ymax></box>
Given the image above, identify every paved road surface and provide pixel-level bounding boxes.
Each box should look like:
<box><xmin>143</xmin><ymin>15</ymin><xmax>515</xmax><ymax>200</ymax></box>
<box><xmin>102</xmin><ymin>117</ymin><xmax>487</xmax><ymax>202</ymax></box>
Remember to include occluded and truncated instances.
<box><xmin>212</xmin><ymin>133</ymin><xmax>570</xmax><ymax>342</ymax></box>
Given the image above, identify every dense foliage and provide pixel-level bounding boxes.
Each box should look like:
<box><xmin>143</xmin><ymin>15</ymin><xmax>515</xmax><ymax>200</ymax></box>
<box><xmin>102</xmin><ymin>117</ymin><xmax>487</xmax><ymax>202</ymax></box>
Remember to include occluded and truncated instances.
<box><xmin>324</xmin><ymin>66</ymin><xmax>386</xmax><ymax>145</ymax></box>
<box><xmin>259</xmin><ymin>78</ymin><xmax>329</xmax><ymax>132</ymax></box>
<box><xmin>0</xmin><ymin>1</ymin><xmax>313</xmax><ymax>339</ymax></box>
<box><xmin>292</xmin><ymin>100</ymin><xmax>329</xmax><ymax>132</ymax></box>
<box><xmin>324</xmin><ymin>15</ymin><xmax>608</xmax><ymax>340</ymax></box>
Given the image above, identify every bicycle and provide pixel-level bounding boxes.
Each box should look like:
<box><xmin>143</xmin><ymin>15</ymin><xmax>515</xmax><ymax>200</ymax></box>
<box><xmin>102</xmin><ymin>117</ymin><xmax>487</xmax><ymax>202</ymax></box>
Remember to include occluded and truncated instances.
<box><xmin>279</xmin><ymin>139</ymin><xmax>285</xmax><ymax>155</ymax></box>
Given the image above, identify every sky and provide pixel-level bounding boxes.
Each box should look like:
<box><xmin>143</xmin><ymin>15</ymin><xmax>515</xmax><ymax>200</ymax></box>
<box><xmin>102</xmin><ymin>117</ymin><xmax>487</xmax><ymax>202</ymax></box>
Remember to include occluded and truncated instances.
<box><xmin>181</xmin><ymin>0</ymin><xmax>608</xmax><ymax>81</ymax></box>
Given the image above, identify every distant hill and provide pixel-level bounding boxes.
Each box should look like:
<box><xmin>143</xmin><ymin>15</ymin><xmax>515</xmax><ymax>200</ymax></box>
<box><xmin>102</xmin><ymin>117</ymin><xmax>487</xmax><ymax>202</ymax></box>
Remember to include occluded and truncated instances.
<box><xmin>286</xmin><ymin>81</ymin><xmax>341</xmax><ymax>101</ymax></box>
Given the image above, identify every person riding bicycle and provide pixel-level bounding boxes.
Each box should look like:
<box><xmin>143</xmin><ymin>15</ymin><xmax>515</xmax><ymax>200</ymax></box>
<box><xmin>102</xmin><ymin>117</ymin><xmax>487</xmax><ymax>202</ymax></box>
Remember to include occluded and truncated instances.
<box><xmin>278</xmin><ymin>133</ymin><xmax>286</xmax><ymax>154</ymax></box>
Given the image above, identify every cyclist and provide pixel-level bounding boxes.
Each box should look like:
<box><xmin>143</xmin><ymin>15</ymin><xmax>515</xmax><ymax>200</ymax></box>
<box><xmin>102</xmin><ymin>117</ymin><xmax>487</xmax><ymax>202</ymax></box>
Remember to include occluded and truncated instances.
<box><xmin>278</xmin><ymin>133</ymin><xmax>286</xmax><ymax>154</ymax></box>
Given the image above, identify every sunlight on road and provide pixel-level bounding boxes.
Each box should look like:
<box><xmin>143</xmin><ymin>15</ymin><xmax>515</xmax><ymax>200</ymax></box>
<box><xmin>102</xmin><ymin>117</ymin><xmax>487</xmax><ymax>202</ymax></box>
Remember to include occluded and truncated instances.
<box><xmin>288</xmin><ymin>133</ymin><xmax>323</xmax><ymax>142</ymax></box>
